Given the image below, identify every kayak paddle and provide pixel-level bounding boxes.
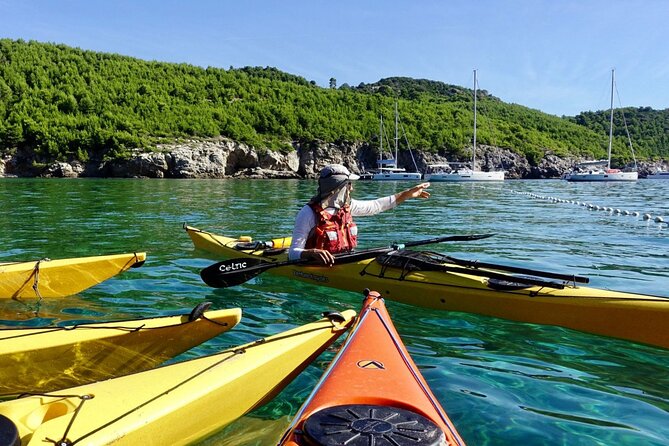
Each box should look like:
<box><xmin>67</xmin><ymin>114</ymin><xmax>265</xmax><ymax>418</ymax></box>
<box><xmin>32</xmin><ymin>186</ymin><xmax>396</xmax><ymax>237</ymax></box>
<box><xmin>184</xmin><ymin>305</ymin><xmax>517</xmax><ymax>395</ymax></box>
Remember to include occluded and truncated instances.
<box><xmin>200</xmin><ymin>233</ymin><xmax>495</xmax><ymax>288</ymax></box>
<box><xmin>442</xmin><ymin>255</ymin><xmax>590</xmax><ymax>284</ymax></box>
<box><xmin>381</xmin><ymin>255</ymin><xmax>570</xmax><ymax>289</ymax></box>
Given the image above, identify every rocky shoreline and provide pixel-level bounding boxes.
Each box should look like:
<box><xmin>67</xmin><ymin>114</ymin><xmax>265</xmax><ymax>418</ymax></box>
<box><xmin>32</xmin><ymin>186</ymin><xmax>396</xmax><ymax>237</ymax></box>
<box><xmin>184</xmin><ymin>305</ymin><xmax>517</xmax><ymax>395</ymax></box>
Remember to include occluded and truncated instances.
<box><xmin>0</xmin><ymin>138</ymin><xmax>664</xmax><ymax>179</ymax></box>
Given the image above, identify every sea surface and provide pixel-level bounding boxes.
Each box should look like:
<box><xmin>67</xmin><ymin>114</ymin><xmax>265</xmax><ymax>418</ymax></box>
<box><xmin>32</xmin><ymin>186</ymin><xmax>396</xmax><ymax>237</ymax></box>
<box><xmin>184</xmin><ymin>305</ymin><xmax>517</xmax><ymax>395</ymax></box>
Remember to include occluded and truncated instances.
<box><xmin>1</xmin><ymin>178</ymin><xmax>668</xmax><ymax>445</ymax></box>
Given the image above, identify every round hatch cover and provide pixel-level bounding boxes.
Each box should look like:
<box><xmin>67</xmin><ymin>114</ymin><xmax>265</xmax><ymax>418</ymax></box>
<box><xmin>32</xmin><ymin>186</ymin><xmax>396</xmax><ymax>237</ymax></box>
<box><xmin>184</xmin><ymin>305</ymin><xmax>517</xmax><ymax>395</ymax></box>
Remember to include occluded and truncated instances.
<box><xmin>301</xmin><ymin>404</ymin><xmax>445</xmax><ymax>445</ymax></box>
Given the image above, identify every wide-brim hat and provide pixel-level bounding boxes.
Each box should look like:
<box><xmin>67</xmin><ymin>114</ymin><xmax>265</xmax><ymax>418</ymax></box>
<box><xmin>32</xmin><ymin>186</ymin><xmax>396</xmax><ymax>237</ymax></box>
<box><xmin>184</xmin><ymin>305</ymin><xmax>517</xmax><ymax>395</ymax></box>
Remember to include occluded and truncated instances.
<box><xmin>311</xmin><ymin>164</ymin><xmax>359</xmax><ymax>202</ymax></box>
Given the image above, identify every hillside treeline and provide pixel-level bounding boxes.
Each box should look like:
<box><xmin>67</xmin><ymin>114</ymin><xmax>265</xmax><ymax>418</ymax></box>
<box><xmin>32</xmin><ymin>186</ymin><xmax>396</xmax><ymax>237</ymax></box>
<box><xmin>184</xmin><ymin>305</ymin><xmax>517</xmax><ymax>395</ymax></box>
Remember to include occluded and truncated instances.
<box><xmin>0</xmin><ymin>39</ymin><xmax>666</xmax><ymax>167</ymax></box>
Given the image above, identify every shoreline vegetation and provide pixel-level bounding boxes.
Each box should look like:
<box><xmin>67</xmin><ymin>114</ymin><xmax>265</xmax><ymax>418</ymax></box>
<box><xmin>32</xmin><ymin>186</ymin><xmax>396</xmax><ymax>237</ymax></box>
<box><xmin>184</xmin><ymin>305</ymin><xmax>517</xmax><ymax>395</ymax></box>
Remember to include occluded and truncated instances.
<box><xmin>1</xmin><ymin>39</ymin><xmax>667</xmax><ymax>179</ymax></box>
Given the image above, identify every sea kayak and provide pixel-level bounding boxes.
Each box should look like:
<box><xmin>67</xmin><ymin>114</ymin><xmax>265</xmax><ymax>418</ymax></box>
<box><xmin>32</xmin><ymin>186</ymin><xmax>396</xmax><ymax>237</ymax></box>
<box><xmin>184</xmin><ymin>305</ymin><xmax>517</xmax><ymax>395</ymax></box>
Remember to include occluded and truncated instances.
<box><xmin>185</xmin><ymin>225</ymin><xmax>669</xmax><ymax>349</ymax></box>
<box><xmin>279</xmin><ymin>290</ymin><xmax>465</xmax><ymax>446</ymax></box>
<box><xmin>0</xmin><ymin>303</ymin><xmax>241</xmax><ymax>396</ymax></box>
<box><xmin>0</xmin><ymin>252</ymin><xmax>147</xmax><ymax>299</ymax></box>
<box><xmin>0</xmin><ymin>309</ymin><xmax>355</xmax><ymax>446</ymax></box>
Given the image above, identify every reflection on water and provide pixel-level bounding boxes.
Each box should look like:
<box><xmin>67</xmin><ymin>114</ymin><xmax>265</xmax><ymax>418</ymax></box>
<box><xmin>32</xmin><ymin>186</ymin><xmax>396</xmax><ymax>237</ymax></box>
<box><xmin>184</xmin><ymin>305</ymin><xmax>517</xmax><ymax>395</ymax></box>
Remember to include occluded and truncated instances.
<box><xmin>1</xmin><ymin>178</ymin><xmax>668</xmax><ymax>445</ymax></box>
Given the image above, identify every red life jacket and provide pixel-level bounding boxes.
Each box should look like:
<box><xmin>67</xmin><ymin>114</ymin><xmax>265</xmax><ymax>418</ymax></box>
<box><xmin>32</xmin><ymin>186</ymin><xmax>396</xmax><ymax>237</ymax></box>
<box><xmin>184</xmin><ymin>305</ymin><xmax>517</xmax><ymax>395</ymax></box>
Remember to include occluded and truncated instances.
<box><xmin>305</xmin><ymin>203</ymin><xmax>358</xmax><ymax>253</ymax></box>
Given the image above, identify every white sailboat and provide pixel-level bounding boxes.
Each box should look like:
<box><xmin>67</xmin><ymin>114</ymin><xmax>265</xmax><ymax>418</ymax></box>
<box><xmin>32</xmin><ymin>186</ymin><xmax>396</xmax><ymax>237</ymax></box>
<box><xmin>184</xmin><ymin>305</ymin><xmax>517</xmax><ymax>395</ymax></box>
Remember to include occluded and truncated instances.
<box><xmin>425</xmin><ymin>70</ymin><xmax>504</xmax><ymax>182</ymax></box>
<box><xmin>565</xmin><ymin>69</ymin><xmax>638</xmax><ymax>182</ymax></box>
<box><xmin>371</xmin><ymin>102</ymin><xmax>422</xmax><ymax>181</ymax></box>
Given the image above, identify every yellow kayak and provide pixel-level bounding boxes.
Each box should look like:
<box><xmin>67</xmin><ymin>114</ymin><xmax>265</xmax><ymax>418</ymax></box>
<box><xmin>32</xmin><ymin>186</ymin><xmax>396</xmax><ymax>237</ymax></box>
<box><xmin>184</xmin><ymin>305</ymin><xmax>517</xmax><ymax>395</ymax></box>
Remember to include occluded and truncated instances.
<box><xmin>186</xmin><ymin>225</ymin><xmax>669</xmax><ymax>349</ymax></box>
<box><xmin>0</xmin><ymin>304</ymin><xmax>241</xmax><ymax>396</ymax></box>
<box><xmin>0</xmin><ymin>252</ymin><xmax>147</xmax><ymax>299</ymax></box>
<box><xmin>0</xmin><ymin>310</ymin><xmax>355</xmax><ymax>445</ymax></box>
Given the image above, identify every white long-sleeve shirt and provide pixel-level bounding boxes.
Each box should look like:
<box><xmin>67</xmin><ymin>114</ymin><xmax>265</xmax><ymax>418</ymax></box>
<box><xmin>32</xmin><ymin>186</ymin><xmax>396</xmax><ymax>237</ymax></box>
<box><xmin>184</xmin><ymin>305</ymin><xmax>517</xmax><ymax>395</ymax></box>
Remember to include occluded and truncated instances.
<box><xmin>288</xmin><ymin>196</ymin><xmax>397</xmax><ymax>260</ymax></box>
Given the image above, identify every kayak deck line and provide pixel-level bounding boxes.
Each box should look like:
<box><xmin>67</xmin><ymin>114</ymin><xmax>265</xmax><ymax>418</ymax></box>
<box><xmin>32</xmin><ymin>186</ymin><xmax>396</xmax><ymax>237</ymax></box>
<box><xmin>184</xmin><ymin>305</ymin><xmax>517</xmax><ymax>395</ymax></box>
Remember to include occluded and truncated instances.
<box><xmin>0</xmin><ymin>310</ymin><xmax>356</xmax><ymax>446</ymax></box>
<box><xmin>0</xmin><ymin>306</ymin><xmax>231</xmax><ymax>342</ymax></box>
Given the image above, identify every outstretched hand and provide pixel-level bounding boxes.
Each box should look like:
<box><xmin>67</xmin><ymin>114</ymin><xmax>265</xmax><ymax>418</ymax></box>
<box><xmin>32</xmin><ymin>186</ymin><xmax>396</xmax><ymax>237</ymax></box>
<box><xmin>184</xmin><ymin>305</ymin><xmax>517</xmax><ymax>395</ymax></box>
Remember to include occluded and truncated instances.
<box><xmin>396</xmin><ymin>182</ymin><xmax>431</xmax><ymax>204</ymax></box>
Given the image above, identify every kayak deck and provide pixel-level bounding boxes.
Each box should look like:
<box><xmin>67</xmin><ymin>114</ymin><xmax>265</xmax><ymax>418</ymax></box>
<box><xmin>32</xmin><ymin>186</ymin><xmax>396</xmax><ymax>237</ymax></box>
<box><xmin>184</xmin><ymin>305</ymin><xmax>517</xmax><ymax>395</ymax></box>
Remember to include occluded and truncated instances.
<box><xmin>0</xmin><ymin>252</ymin><xmax>147</xmax><ymax>299</ymax></box>
<box><xmin>0</xmin><ymin>305</ymin><xmax>241</xmax><ymax>396</ymax></box>
<box><xmin>280</xmin><ymin>291</ymin><xmax>465</xmax><ymax>445</ymax></box>
<box><xmin>0</xmin><ymin>310</ymin><xmax>355</xmax><ymax>446</ymax></box>
<box><xmin>185</xmin><ymin>225</ymin><xmax>669</xmax><ymax>349</ymax></box>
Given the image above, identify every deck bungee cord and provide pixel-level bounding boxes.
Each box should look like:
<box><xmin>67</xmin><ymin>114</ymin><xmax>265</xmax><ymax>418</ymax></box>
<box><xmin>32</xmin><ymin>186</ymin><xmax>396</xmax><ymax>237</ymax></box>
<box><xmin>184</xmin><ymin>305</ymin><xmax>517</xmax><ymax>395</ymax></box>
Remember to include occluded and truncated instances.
<box><xmin>0</xmin><ymin>302</ymin><xmax>227</xmax><ymax>343</ymax></box>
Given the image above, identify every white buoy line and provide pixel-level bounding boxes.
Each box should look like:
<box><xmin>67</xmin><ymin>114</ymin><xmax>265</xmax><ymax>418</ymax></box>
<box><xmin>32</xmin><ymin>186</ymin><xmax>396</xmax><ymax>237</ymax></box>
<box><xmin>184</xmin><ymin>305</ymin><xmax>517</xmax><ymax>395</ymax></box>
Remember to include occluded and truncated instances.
<box><xmin>513</xmin><ymin>191</ymin><xmax>667</xmax><ymax>226</ymax></box>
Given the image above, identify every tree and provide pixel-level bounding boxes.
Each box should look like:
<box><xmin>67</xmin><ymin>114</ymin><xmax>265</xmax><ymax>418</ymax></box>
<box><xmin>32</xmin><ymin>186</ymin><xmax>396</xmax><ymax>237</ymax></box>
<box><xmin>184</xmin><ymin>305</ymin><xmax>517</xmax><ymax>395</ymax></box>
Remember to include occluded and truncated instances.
<box><xmin>329</xmin><ymin>77</ymin><xmax>337</xmax><ymax>89</ymax></box>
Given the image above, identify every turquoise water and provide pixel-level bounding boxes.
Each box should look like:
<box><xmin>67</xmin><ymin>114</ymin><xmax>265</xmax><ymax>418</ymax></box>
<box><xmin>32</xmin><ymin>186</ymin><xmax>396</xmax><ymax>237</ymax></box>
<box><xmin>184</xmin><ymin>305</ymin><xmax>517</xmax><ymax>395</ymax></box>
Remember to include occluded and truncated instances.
<box><xmin>1</xmin><ymin>178</ymin><xmax>668</xmax><ymax>445</ymax></box>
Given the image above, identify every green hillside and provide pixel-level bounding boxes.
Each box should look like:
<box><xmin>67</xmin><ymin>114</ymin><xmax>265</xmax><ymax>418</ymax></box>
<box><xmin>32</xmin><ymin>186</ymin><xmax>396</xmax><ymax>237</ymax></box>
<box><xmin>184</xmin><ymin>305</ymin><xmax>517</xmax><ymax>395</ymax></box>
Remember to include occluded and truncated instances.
<box><xmin>570</xmin><ymin>107</ymin><xmax>669</xmax><ymax>161</ymax></box>
<box><xmin>0</xmin><ymin>39</ymin><xmax>666</xmax><ymax>168</ymax></box>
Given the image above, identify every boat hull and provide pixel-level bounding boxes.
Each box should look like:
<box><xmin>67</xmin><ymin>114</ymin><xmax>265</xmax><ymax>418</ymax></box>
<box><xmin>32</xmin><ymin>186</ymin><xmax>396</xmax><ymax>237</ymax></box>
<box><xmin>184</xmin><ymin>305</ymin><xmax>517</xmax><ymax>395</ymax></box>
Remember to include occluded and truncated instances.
<box><xmin>0</xmin><ymin>252</ymin><xmax>147</xmax><ymax>299</ymax></box>
<box><xmin>565</xmin><ymin>171</ymin><xmax>638</xmax><ymax>181</ymax></box>
<box><xmin>371</xmin><ymin>172</ymin><xmax>422</xmax><ymax>181</ymax></box>
<box><xmin>0</xmin><ymin>307</ymin><xmax>242</xmax><ymax>395</ymax></box>
<box><xmin>0</xmin><ymin>310</ymin><xmax>355</xmax><ymax>446</ymax></box>
<box><xmin>186</xmin><ymin>226</ymin><xmax>669</xmax><ymax>349</ymax></box>
<box><xmin>425</xmin><ymin>170</ymin><xmax>504</xmax><ymax>181</ymax></box>
<box><xmin>279</xmin><ymin>291</ymin><xmax>464</xmax><ymax>445</ymax></box>
<box><xmin>646</xmin><ymin>171</ymin><xmax>669</xmax><ymax>179</ymax></box>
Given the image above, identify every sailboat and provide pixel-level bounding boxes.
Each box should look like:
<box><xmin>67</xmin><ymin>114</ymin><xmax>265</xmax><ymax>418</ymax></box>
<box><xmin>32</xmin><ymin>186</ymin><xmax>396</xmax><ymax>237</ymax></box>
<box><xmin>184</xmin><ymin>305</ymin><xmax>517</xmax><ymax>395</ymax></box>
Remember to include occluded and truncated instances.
<box><xmin>371</xmin><ymin>102</ymin><xmax>422</xmax><ymax>181</ymax></box>
<box><xmin>564</xmin><ymin>69</ymin><xmax>638</xmax><ymax>182</ymax></box>
<box><xmin>425</xmin><ymin>70</ymin><xmax>504</xmax><ymax>182</ymax></box>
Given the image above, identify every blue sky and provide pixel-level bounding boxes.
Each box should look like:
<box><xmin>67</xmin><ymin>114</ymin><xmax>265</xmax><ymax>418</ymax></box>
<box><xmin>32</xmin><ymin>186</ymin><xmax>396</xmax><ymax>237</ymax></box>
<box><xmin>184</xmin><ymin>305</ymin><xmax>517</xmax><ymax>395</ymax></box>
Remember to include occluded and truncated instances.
<box><xmin>1</xmin><ymin>0</ymin><xmax>668</xmax><ymax>116</ymax></box>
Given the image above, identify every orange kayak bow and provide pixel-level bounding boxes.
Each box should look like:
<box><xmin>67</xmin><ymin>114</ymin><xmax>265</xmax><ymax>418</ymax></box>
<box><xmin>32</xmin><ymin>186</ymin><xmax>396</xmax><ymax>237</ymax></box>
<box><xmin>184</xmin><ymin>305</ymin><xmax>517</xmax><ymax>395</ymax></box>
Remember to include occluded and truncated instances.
<box><xmin>279</xmin><ymin>290</ymin><xmax>465</xmax><ymax>446</ymax></box>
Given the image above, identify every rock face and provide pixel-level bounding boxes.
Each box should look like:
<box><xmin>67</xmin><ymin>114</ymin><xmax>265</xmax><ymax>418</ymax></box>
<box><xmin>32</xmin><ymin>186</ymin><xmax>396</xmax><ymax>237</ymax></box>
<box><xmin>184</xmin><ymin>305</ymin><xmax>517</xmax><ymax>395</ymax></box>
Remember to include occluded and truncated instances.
<box><xmin>0</xmin><ymin>138</ymin><xmax>665</xmax><ymax>179</ymax></box>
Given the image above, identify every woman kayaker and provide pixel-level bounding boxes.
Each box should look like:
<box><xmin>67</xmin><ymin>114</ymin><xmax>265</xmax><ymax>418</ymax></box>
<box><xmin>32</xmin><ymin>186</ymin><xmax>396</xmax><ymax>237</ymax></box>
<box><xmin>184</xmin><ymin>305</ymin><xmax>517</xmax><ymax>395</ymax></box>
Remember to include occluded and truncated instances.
<box><xmin>289</xmin><ymin>164</ymin><xmax>430</xmax><ymax>265</ymax></box>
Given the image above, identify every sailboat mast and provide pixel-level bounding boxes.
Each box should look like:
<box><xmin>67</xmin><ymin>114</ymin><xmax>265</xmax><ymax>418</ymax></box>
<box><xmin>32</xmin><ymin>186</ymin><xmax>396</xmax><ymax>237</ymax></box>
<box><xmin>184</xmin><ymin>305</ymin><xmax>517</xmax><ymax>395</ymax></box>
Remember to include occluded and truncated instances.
<box><xmin>394</xmin><ymin>101</ymin><xmax>399</xmax><ymax>163</ymax></box>
<box><xmin>473</xmin><ymin>69</ymin><xmax>477</xmax><ymax>171</ymax></box>
<box><xmin>607</xmin><ymin>68</ymin><xmax>615</xmax><ymax>170</ymax></box>
<box><xmin>379</xmin><ymin>114</ymin><xmax>383</xmax><ymax>165</ymax></box>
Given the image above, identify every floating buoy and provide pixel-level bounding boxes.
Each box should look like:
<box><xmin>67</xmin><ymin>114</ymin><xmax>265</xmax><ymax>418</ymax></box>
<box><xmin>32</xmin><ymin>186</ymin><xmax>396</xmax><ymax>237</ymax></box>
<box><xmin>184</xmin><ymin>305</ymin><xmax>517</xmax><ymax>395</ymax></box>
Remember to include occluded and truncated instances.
<box><xmin>517</xmin><ymin>192</ymin><xmax>661</xmax><ymax>229</ymax></box>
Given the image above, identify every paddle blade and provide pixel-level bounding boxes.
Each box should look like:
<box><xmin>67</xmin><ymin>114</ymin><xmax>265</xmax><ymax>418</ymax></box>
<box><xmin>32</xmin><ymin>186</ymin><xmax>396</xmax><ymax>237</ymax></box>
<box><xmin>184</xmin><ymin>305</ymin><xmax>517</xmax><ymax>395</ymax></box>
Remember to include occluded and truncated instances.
<box><xmin>200</xmin><ymin>257</ymin><xmax>273</xmax><ymax>288</ymax></box>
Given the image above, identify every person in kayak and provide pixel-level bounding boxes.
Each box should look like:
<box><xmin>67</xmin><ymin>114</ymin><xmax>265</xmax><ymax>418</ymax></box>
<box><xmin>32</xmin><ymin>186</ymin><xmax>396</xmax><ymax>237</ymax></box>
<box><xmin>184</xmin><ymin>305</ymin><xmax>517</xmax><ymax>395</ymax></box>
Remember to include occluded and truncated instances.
<box><xmin>289</xmin><ymin>164</ymin><xmax>430</xmax><ymax>265</ymax></box>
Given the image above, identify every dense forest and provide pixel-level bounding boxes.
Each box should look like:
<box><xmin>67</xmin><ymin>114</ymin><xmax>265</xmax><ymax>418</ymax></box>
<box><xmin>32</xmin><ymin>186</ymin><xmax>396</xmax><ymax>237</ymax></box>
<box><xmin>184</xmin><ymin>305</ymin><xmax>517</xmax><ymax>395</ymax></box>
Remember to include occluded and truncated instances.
<box><xmin>0</xmin><ymin>39</ymin><xmax>667</xmax><ymax>169</ymax></box>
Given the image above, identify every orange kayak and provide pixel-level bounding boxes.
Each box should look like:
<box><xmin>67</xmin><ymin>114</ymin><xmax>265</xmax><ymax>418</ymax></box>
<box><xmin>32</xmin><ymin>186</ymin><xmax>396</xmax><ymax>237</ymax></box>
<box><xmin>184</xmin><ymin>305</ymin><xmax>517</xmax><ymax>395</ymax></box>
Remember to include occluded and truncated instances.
<box><xmin>279</xmin><ymin>290</ymin><xmax>465</xmax><ymax>446</ymax></box>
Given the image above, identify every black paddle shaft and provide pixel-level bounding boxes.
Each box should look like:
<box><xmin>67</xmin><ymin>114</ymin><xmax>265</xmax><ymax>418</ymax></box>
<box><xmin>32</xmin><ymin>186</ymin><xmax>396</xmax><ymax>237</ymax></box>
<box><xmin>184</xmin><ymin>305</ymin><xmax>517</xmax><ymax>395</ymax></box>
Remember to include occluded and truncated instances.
<box><xmin>443</xmin><ymin>255</ymin><xmax>590</xmax><ymax>284</ymax></box>
<box><xmin>199</xmin><ymin>233</ymin><xmax>495</xmax><ymax>288</ymax></box>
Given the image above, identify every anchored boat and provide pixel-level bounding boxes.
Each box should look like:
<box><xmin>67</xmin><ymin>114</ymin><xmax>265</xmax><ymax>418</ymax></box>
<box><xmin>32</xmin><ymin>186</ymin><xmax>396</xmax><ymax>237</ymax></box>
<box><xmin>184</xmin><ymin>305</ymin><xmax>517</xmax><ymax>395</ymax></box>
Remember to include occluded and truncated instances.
<box><xmin>425</xmin><ymin>70</ymin><xmax>504</xmax><ymax>182</ymax></box>
<box><xmin>564</xmin><ymin>69</ymin><xmax>638</xmax><ymax>182</ymax></box>
<box><xmin>370</xmin><ymin>102</ymin><xmax>422</xmax><ymax>181</ymax></box>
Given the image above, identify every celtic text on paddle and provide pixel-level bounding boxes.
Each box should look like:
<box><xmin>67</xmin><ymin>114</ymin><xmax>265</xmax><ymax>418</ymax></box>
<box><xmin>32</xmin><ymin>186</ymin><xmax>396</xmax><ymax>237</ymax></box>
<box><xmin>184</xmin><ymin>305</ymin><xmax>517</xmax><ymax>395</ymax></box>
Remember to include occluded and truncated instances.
<box><xmin>218</xmin><ymin>261</ymin><xmax>248</xmax><ymax>272</ymax></box>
